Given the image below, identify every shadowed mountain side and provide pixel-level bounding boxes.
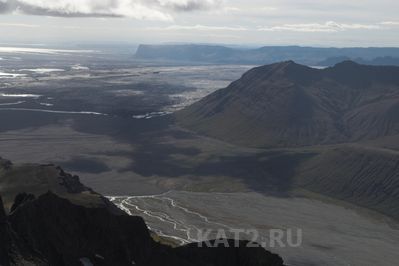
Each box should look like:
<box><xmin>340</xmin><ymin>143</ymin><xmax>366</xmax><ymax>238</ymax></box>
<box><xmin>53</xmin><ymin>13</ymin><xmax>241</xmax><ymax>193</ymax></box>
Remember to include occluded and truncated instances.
<box><xmin>176</xmin><ymin>61</ymin><xmax>399</xmax><ymax>148</ymax></box>
<box><xmin>0</xmin><ymin>195</ymin><xmax>48</xmax><ymax>266</ymax></box>
<box><xmin>7</xmin><ymin>192</ymin><xmax>153</xmax><ymax>266</ymax></box>
<box><xmin>296</xmin><ymin>146</ymin><xmax>399</xmax><ymax>220</ymax></box>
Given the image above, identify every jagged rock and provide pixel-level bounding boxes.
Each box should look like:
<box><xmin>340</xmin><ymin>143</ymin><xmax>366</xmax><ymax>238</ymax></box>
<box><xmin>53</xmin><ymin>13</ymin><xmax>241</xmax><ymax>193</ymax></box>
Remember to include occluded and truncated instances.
<box><xmin>0</xmin><ymin>195</ymin><xmax>11</xmax><ymax>266</ymax></box>
<box><xmin>56</xmin><ymin>166</ymin><xmax>89</xmax><ymax>194</ymax></box>
<box><xmin>0</xmin><ymin>158</ymin><xmax>12</xmax><ymax>170</ymax></box>
<box><xmin>10</xmin><ymin>193</ymin><xmax>36</xmax><ymax>213</ymax></box>
<box><xmin>0</xmin><ymin>196</ymin><xmax>5</xmax><ymax>220</ymax></box>
<box><xmin>0</xmin><ymin>195</ymin><xmax>48</xmax><ymax>266</ymax></box>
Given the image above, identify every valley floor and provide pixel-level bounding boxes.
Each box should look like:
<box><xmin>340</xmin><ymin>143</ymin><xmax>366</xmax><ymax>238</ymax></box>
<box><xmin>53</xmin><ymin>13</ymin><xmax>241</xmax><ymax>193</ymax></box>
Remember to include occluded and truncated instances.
<box><xmin>110</xmin><ymin>191</ymin><xmax>399</xmax><ymax>266</ymax></box>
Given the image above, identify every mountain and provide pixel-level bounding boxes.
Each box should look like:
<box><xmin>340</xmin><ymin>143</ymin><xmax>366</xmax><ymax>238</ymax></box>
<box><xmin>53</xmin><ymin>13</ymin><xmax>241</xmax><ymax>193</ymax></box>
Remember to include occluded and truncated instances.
<box><xmin>176</xmin><ymin>61</ymin><xmax>399</xmax><ymax>148</ymax></box>
<box><xmin>317</xmin><ymin>56</ymin><xmax>352</xmax><ymax>66</ymax></box>
<box><xmin>319</xmin><ymin>56</ymin><xmax>399</xmax><ymax>66</ymax></box>
<box><xmin>135</xmin><ymin>44</ymin><xmax>399</xmax><ymax>65</ymax></box>
<box><xmin>176</xmin><ymin>60</ymin><xmax>399</xmax><ymax>221</ymax></box>
<box><xmin>0</xmin><ymin>157</ymin><xmax>286</xmax><ymax>266</ymax></box>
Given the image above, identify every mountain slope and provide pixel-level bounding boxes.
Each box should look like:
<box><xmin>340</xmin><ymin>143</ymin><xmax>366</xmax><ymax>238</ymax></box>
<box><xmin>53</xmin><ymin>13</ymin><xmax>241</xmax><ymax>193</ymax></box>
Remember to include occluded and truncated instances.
<box><xmin>295</xmin><ymin>146</ymin><xmax>399</xmax><ymax>220</ymax></box>
<box><xmin>176</xmin><ymin>61</ymin><xmax>399</xmax><ymax>147</ymax></box>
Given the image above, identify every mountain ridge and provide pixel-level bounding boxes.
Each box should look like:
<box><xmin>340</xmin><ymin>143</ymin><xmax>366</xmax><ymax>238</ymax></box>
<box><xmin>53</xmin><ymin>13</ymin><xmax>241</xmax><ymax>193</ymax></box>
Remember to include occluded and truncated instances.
<box><xmin>176</xmin><ymin>61</ymin><xmax>399</xmax><ymax>148</ymax></box>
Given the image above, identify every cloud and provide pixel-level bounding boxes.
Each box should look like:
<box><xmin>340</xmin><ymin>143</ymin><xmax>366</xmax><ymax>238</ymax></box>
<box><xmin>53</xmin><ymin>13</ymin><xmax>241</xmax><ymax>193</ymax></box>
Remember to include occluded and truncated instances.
<box><xmin>0</xmin><ymin>0</ymin><xmax>221</xmax><ymax>20</ymax></box>
<box><xmin>381</xmin><ymin>21</ymin><xmax>399</xmax><ymax>26</ymax></box>
<box><xmin>149</xmin><ymin>21</ymin><xmax>384</xmax><ymax>34</ymax></box>
<box><xmin>154</xmin><ymin>0</ymin><xmax>222</xmax><ymax>11</ymax></box>
<box><xmin>150</xmin><ymin>21</ymin><xmax>384</xmax><ymax>32</ymax></box>
<box><xmin>258</xmin><ymin>21</ymin><xmax>381</xmax><ymax>32</ymax></box>
<box><xmin>148</xmin><ymin>24</ymin><xmax>248</xmax><ymax>31</ymax></box>
<box><xmin>0</xmin><ymin>22</ymin><xmax>39</xmax><ymax>27</ymax></box>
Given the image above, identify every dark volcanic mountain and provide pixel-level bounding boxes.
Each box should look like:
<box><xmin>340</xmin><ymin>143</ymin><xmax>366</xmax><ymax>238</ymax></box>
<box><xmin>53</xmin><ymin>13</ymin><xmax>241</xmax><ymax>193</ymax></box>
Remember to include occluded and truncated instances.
<box><xmin>0</xmin><ymin>157</ymin><xmax>285</xmax><ymax>266</ymax></box>
<box><xmin>177</xmin><ymin>61</ymin><xmax>399</xmax><ymax>148</ymax></box>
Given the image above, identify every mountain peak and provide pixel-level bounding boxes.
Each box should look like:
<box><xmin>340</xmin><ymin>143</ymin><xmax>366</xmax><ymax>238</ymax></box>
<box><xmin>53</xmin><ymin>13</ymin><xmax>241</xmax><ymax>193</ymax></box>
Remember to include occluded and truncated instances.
<box><xmin>283</xmin><ymin>60</ymin><xmax>299</xmax><ymax>65</ymax></box>
<box><xmin>258</xmin><ymin>60</ymin><xmax>318</xmax><ymax>83</ymax></box>
<box><xmin>249</xmin><ymin>60</ymin><xmax>313</xmax><ymax>77</ymax></box>
<box><xmin>333</xmin><ymin>60</ymin><xmax>361</xmax><ymax>68</ymax></box>
<box><xmin>271</xmin><ymin>60</ymin><xmax>306</xmax><ymax>69</ymax></box>
<box><xmin>278</xmin><ymin>60</ymin><xmax>296</xmax><ymax>66</ymax></box>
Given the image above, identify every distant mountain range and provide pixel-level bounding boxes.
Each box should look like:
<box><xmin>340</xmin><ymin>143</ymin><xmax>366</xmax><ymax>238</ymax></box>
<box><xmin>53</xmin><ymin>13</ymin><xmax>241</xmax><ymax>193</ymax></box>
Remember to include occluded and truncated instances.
<box><xmin>135</xmin><ymin>44</ymin><xmax>399</xmax><ymax>65</ymax></box>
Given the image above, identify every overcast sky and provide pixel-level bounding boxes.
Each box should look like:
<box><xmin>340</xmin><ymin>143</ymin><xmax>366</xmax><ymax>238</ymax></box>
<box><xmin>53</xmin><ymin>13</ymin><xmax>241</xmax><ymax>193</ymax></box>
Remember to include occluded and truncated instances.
<box><xmin>0</xmin><ymin>0</ymin><xmax>398</xmax><ymax>47</ymax></box>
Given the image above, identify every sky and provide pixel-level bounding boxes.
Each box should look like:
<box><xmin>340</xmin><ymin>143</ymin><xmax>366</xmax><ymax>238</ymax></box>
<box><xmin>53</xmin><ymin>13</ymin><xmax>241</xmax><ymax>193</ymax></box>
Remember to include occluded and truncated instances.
<box><xmin>0</xmin><ymin>0</ymin><xmax>398</xmax><ymax>47</ymax></box>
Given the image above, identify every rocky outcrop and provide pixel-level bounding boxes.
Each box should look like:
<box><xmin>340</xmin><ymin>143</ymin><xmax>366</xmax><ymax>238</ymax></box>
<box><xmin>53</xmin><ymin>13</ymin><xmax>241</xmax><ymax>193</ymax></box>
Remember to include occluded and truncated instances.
<box><xmin>10</xmin><ymin>193</ymin><xmax>35</xmax><ymax>213</ymax></box>
<box><xmin>0</xmin><ymin>161</ymin><xmax>108</xmax><ymax>212</ymax></box>
<box><xmin>56</xmin><ymin>166</ymin><xmax>89</xmax><ymax>194</ymax></box>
